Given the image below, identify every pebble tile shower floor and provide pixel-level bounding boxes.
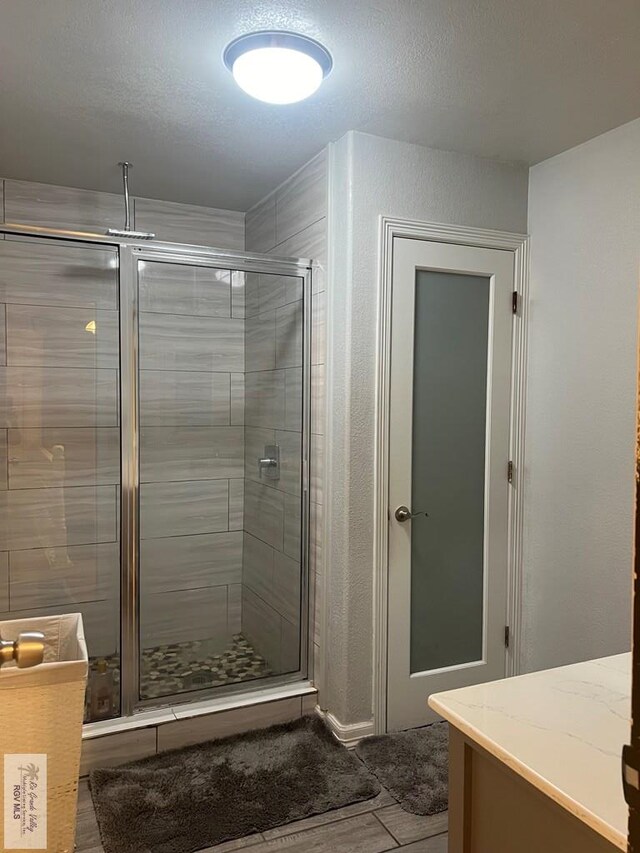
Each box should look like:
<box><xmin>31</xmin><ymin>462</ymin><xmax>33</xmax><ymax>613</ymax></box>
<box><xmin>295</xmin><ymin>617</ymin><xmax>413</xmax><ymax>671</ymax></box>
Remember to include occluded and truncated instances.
<box><xmin>87</xmin><ymin>634</ymin><xmax>271</xmax><ymax>719</ymax></box>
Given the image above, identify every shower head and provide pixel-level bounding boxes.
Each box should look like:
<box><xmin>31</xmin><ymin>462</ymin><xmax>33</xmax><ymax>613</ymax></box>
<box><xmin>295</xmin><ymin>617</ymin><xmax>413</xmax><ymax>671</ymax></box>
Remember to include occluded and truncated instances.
<box><xmin>108</xmin><ymin>162</ymin><xmax>155</xmax><ymax>240</ymax></box>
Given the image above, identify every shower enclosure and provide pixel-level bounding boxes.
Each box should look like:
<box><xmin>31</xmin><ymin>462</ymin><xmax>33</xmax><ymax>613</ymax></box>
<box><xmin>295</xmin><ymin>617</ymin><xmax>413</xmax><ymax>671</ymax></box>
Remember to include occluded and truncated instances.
<box><xmin>0</xmin><ymin>225</ymin><xmax>311</xmax><ymax>722</ymax></box>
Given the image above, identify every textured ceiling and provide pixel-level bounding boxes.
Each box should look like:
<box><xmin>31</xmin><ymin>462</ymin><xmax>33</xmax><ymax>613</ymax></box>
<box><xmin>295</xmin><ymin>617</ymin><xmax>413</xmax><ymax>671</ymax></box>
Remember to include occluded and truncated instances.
<box><xmin>1</xmin><ymin>0</ymin><xmax>639</xmax><ymax>211</ymax></box>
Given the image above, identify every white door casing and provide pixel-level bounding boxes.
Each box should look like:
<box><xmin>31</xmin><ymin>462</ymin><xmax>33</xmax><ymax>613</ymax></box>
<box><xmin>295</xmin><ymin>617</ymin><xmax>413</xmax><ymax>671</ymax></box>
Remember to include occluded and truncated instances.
<box><xmin>386</xmin><ymin>236</ymin><xmax>516</xmax><ymax>732</ymax></box>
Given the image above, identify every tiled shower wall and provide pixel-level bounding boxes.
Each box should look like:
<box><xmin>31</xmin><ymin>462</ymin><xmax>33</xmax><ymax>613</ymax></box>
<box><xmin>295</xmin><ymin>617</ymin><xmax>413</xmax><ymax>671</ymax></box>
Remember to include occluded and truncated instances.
<box><xmin>137</xmin><ymin>260</ymin><xmax>245</xmax><ymax>655</ymax></box>
<box><xmin>244</xmin><ymin>149</ymin><xmax>327</xmax><ymax>693</ymax></box>
<box><xmin>0</xmin><ymin>177</ymin><xmax>245</xmax><ymax>658</ymax></box>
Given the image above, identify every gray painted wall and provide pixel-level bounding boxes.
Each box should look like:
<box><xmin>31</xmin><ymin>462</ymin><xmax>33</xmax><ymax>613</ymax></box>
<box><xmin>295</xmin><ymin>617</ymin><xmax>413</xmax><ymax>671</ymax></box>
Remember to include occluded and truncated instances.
<box><xmin>523</xmin><ymin>119</ymin><xmax>640</xmax><ymax>672</ymax></box>
<box><xmin>325</xmin><ymin>131</ymin><xmax>529</xmax><ymax>725</ymax></box>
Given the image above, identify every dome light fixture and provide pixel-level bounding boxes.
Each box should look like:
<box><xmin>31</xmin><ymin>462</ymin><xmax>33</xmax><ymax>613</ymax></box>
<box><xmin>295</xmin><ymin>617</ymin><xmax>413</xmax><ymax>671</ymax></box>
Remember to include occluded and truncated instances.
<box><xmin>223</xmin><ymin>31</ymin><xmax>332</xmax><ymax>105</ymax></box>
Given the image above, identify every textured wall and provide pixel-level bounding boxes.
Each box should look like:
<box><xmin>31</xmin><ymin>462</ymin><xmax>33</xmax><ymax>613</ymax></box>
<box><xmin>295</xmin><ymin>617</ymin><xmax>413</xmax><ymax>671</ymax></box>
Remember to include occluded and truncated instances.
<box><xmin>325</xmin><ymin>131</ymin><xmax>529</xmax><ymax>726</ymax></box>
<box><xmin>523</xmin><ymin>119</ymin><xmax>640</xmax><ymax>672</ymax></box>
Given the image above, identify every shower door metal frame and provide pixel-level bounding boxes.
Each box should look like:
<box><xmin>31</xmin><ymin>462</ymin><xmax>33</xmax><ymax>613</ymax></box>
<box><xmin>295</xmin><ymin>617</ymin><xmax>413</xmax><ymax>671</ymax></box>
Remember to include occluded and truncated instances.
<box><xmin>0</xmin><ymin>223</ymin><xmax>314</xmax><ymax>720</ymax></box>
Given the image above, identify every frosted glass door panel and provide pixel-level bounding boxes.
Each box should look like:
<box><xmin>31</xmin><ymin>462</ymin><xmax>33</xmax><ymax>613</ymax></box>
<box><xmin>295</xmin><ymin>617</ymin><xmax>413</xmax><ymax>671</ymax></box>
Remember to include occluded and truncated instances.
<box><xmin>0</xmin><ymin>237</ymin><xmax>121</xmax><ymax>722</ymax></box>
<box><xmin>410</xmin><ymin>270</ymin><xmax>490</xmax><ymax>674</ymax></box>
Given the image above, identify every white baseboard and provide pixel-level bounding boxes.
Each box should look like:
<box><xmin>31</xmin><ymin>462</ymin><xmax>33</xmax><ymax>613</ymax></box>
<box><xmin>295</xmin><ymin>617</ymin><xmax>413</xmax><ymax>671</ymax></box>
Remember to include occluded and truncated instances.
<box><xmin>317</xmin><ymin>708</ymin><xmax>375</xmax><ymax>748</ymax></box>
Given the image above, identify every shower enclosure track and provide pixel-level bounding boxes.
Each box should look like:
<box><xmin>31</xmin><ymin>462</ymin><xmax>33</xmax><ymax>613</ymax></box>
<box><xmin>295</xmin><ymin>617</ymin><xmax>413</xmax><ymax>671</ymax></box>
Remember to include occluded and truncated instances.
<box><xmin>0</xmin><ymin>222</ymin><xmax>314</xmax><ymax>724</ymax></box>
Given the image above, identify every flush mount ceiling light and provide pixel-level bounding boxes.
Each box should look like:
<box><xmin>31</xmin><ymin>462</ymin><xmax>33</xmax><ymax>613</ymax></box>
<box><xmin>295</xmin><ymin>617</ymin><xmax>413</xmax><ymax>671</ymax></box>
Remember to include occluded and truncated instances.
<box><xmin>223</xmin><ymin>31</ymin><xmax>332</xmax><ymax>104</ymax></box>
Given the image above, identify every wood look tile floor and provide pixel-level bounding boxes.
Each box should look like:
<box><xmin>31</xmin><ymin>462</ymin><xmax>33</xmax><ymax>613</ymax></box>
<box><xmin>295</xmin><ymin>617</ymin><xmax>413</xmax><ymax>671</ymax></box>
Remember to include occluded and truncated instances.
<box><xmin>76</xmin><ymin>778</ymin><xmax>448</xmax><ymax>853</ymax></box>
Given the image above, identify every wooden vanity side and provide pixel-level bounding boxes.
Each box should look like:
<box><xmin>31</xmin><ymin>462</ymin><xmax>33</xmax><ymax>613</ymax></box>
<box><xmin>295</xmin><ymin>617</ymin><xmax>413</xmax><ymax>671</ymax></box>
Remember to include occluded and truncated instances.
<box><xmin>448</xmin><ymin>725</ymin><xmax>621</xmax><ymax>853</ymax></box>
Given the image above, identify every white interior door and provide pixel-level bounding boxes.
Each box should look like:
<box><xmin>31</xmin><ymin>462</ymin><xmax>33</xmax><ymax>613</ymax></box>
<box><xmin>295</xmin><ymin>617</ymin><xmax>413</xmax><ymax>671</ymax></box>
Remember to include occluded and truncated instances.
<box><xmin>386</xmin><ymin>237</ymin><xmax>515</xmax><ymax>731</ymax></box>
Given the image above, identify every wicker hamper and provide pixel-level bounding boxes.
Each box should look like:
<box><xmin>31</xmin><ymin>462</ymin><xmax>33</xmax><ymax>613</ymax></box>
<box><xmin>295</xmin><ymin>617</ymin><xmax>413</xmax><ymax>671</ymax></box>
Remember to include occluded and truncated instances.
<box><xmin>0</xmin><ymin>613</ymin><xmax>88</xmax><ymax>853</ymax></box>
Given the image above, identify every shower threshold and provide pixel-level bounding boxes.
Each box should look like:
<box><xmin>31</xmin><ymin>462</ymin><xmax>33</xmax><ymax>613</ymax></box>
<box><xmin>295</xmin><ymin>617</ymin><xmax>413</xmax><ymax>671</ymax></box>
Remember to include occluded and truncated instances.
<box><xmin>84</xmin><ymin>632</ymin><xmax>313</xmax><ymax>735</ymax></box>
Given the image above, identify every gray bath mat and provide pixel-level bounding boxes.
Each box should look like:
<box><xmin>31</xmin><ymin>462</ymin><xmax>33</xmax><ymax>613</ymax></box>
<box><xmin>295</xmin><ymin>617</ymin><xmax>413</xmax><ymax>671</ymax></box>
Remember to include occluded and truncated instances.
<box><xmin>355</xmin><ymin>721</ymin><xmax>448</xmax><ymax>815</ymax></box>
<box><xmin>89</xmin><ymin>716</ymin><xmax>380</xmax><ymax>853</ymax></box>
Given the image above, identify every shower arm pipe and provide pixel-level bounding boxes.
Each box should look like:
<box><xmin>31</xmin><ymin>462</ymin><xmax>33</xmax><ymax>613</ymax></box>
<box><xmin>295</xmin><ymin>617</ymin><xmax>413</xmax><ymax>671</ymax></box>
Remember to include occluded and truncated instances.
<box><xmin>106</xmin><ymin>161</ymin><xmax>155</xmax><ymax>240</ymax></box>
<box><xmin>120</xmin><ymin>161</ymin><xmax>132</xmax><ymax>231</ymax></box>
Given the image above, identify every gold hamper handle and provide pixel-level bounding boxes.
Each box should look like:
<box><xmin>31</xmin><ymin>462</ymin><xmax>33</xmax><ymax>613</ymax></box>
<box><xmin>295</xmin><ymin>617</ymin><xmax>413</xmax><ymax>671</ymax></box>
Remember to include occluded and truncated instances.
<box><xmin>0</xmin><ymin>630</ymin><xmax>45</xmax><ymax>668</ymax></box>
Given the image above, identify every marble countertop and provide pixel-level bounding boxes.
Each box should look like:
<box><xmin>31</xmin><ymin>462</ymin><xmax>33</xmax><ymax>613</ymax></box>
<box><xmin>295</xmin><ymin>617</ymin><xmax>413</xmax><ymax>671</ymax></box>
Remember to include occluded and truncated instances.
<box><xmin>429</xmin><ymin>654</ymin><xmax>630</xmax><ymax>850</ymax></box>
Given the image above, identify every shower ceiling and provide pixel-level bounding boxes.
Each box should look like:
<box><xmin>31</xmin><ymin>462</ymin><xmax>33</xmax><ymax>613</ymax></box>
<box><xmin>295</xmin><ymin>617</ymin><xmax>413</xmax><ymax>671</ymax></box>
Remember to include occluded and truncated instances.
<box><xmin>1</xmin><ymin>0</ymin><xmax>639</xmax><ymax>211</ymax></box>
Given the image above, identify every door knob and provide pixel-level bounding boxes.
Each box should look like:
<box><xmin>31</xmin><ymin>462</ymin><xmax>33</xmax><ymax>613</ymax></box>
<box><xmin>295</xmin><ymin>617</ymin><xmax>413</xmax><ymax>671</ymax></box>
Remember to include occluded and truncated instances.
<box><xmin>0</xmin><ymin>630</ymin><xmax>45</xmax><ymax>668</ymax></box>
<box><xmin>394</xmin><ymin>505</ymin><xmax>428</xmax><ymax>523</ymax></box>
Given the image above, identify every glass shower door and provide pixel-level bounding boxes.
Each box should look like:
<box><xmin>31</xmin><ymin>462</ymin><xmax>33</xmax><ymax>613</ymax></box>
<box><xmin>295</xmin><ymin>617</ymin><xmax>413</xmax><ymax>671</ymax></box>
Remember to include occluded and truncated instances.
<box><xmin>136</xmin><ymin>256</ymin><xmax>306</xmax><ymax>702</ymax></box>
<box><xmin>0</xmin><ymin>236</ymin><xmax>122</xmax><ymax>722</ymax></box>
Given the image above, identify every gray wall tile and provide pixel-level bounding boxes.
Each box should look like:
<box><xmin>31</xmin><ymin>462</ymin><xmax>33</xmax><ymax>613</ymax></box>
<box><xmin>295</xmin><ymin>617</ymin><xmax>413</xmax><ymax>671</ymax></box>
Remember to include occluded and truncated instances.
<box><xmin>8</xmin><ymin>427</ymin><xmax>120</xmax><ymax>488</ymax></box>
<box><xmin>0</xmin><ymin>430</ymin><xmax>7</xmax><ymax>490</ymax></box>
<box><xmin>0</xmin><ymin>553</ymin><xmax>8</xmax><ymax>611</ymax></box>
<box><xmin>244</xmin><ymin>480</ymin><xmax>284</xmax><ymax>549</ymax></box>
<box><xmin>229</xmin><ymin>479</ymin><xmax>244</xmax><ymax>531</ymax></box>
<box><xmin>285</xmin><ymin>367</ymin><xmax>303</xmax><ymax>431</ymax></box>
<box><xmin>140</xmin><ymin>426</ymin><xmax>244</xmax><ymax>482</ymax></box>
<box><xmin>134</xmin><ymin>197</ymin><xmax>244</xmax><ymax>250</ymax></box>
<box><xmin>140</xmin><ymin>532</ymin><xmax>242</xmax><ymax>593</ymax></box>
<box><xmin>272</xmin><ymin>550</ymin><xmax>301</xmax><ymax>626</ymax></box>
<box><xmin>231</xmin><ymin>270</ymin><xmax>245</xmax><ymax>319</ymax></box>
<box><xmin>246</xmin><ymin>310</ymin><xmax>276</xmax><ymax>371</ymax></box>
<box><xmin>157</xmin><ymin>696</ymin><xmax>301</xmax><ymax>751</ymax></box>
<box><xmin>0</xmin><ymin>598</ymin><xmax>118</xmax><ymax>658</ymax></box>
<box><xmin>245</xmin><ymin>194</ymin><xmax>276</xmax><ymax>253</ymax></box>
<box><xmin>275</xmin><ymin>150</ymin><xmax>327</xmax><ymax>246</ymax></box>
<box><xmin>4</xmin><ymin>180</ymin><xmax>123</xmax><ymax>232</ymax></box>
<box><xmin>0</xmin><ymin>485</ymin><xmax>116</xmax><ymax>551</ymax></box>
<box><xmin>311</xmin><ymin>434</ymin><xmax>324</xmax><ymax>505</ymax></box>
<box><xmin>283</xmin><ymin>492</ymin><xmax>301</xmax><ymax>559</ymax></box>
<box><xmin>0</xmin><ymin>304</ymin><xmax>6</xmax><ymax>366</ymax></box>
<box><xmin>230</xmin><ymin>373</ymin><xmax>244</xmax><ymax>425</ymax></box>
<box><xmin>274</xmin><ymin>430</ymin><xmax>302</xmax><ymax>497</ymax></box>
<box><xmin>275</xmin><ymin>300</ymin><xmax>303</xmax><ymax>369</ymax></box>
<box><xmin>0</xmin><ymin>367</ymin><xmax>119</xmax><ymax>427</ymax></box>
<box><xmin>244</xmin><ymin>370</ymin><xmax>285</xmax><ymax>430</ymax></box>
<box><xmin>0</xmin><ymin>239</ymin><xmax>118</xmax><ymax>308</ymax></box>
<box><xmin>244</xmin><ymin>427</ymin><xmax>276</xmax><ymax>486</ymax></box>
<box><xmin>80</xmin><ymin>729</ymin><xmax>157</xmax><ymax>776</ymax></box>
<box><xmin>140</xmin><ymin>370</ymin><xmax>230</xmax><ymax>426</ymax></box>
<box><xmin>245</xmin><ymin>273</ymin><xmax>261</xmax><ymax>318</ymax></box>
<box><xmin>270</xmin><ymin>217</ymin><xmax>326</xmax><ymax>262</ymax></box>
<box><xmin>6</xmin><ymin>305</ymin><xmax>119</xmax><ymax>368</ymax></box>
<box><xmin>244</xmin><ymin>479</ymin><xmax>284</xmax><ymax>550</ymax></box>
<box><xmin>139</xmin><ymin>312</ymin><xmax>244</xmax><ymax>372</ymax></box>
<box><xmin>139</xmin><ymin>261</ymin><xmax>231</xmax><ymax>318</ymax></box>
<box><xmin>228</xmin><ymin>583</ymin><xmax>242</xmax><ymax>634</ymax></box>
<box><xmin>280</xmin><ymin>616</ymin><xmax>301</xmax><ymax>673</ymax></box>
<box><xmin>257</xmin><ymin>273</ymin><xmax>302</xmax><ymax>315</ymax></box>
<box><xmin>243</xmin><ymin>532</ymin><xmax>275</xmax><ymax>605</ymax></box>
<box><xmin>242</xmin><ymin>586</ymin><xmax>282</xmax><ymax>671</ymax></box>
<box><xmin>9</xmin><ymin>542</ymin><xmax>118</xmax><ymax>610</ymax></box>
<box><xmin>141</xmin><ymin>585</ymin><xmax>229</xmax><ymax>648</ymax></box>
<box><xmin>140</xmin><ymin>480</ymin><xmax>229</xmax><ymax>539</ymax></box>
<box><xmin>269</xmin><ymin>218</ymin><xmax>326</xmax><ymax>293</ymax></box>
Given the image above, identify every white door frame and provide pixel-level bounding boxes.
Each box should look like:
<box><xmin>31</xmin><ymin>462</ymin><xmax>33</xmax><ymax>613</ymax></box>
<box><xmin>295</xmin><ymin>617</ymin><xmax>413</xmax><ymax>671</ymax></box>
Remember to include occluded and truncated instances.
<box><xmin>373</xmin><ymin>216</ymin><xmax>530</xmax><ymax>735</ymax></box>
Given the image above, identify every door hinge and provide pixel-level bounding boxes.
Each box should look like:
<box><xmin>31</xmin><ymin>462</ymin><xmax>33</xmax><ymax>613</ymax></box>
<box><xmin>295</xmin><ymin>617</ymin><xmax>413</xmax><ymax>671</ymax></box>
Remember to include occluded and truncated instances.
<box><xmin>504</xmin><ymin>626</ymin><xmax>510</xmax><ymax>648</ymax></box>
<box><xmin>512</xmin><ymin>291</ymin><xmax>519</xmax><ymax>315</ymax></box>
<box><xmin>507</xmin><ymin>460</ymin><xmax>514</xmax><ymax>483</ymax></box>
